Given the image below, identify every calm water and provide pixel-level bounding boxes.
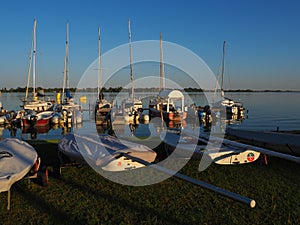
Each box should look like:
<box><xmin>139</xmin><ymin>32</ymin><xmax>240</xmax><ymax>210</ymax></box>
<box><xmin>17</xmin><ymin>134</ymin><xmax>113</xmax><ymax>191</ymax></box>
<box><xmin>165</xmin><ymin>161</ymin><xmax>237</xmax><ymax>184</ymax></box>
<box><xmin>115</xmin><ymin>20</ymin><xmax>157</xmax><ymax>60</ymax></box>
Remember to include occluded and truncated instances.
<box><xmin>221</xmin><ymin>92</ymin><xmax>300</xmax><ymax>131</ymax></box>
<box><xmin>1</xmin><ymin>92</ymin><xmax>300</xmax><ymax>140</ymax></box>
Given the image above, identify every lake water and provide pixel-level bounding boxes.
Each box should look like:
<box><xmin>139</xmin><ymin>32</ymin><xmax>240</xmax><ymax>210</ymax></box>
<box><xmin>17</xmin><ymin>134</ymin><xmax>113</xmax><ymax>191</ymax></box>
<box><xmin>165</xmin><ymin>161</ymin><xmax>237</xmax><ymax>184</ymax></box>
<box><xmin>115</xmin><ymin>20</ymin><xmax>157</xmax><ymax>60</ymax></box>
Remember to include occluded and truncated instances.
<box><xmin>0</xmin><ymin>92</ymin><xmax>300</xmax><ymax>141</ymax></box>
<box><xmin>221</xmin><ymin>92</ymin><xmax>300</xmax><ymax>131</ymax></box>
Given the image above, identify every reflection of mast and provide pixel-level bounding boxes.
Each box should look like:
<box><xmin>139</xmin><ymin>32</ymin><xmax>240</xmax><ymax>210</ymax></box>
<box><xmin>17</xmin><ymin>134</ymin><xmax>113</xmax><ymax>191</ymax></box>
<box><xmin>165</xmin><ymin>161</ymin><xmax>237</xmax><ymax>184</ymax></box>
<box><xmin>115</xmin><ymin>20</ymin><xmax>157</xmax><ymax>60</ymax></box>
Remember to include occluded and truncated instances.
<box><xmin>128</xmin><ymin>18</ymin><xmax>134</xmax><ymax>100</ymax></box>
<box><xmin>160</xmin><ymin>32</ymin><xmax>165</xmax><ymax>91</ymax></box>
<box><xmin>221</xmin><ymin>41</ymin><xmax>226</xmax><ymax>97</ymax></box>
<box><xmin>97</xmin><ymin>26</ymin><xmax>102</xmax><ymax>101</ymax></box>
<box><xmin>62</xmin><ymin>21</ymin><xmax>69</xmax><ymax>103</ymax></box>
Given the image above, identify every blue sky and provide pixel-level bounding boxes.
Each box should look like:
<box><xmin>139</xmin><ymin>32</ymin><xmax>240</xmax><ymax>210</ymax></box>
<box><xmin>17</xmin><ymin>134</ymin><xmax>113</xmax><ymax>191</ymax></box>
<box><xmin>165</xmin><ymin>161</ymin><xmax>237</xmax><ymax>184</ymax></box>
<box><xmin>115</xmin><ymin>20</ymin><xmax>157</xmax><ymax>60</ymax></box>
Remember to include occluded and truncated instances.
<box><xmin>0</xmin><ymin>0</ymin><xmax>299</xmax><ymax>90</ymax></box>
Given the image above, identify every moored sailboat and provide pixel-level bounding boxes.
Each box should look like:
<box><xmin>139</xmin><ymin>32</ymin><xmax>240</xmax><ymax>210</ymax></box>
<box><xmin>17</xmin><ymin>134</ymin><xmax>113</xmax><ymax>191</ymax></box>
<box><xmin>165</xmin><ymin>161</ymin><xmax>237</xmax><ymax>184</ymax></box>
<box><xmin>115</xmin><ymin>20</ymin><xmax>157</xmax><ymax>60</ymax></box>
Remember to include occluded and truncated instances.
<box><xmin>95</xmin><ymin>26</ymin><xmax>112</xmax><ymax>125</ymax></box>
<box><xmin>56</xmin><ymin>22</ymin><xmax>82</xmax><ymax>125</ymax></box>
<box><xmin>111</xmin><ymin>19</ymin><xmax>148</xmax><ymax>125</ymax></box>
<box><xmin>214</xmin><ymin>41</ymin><xmax>245</xmax><ymax>116</ymax></box>
<box><xmin>148</xmin><ymin>33</ymin><xmax>187</xmax><ymax>122</ymax></box>
<box><xmin>21</xmin><ymin>18</ymin><xmax>54</xmax><ymax>112</ymax></box>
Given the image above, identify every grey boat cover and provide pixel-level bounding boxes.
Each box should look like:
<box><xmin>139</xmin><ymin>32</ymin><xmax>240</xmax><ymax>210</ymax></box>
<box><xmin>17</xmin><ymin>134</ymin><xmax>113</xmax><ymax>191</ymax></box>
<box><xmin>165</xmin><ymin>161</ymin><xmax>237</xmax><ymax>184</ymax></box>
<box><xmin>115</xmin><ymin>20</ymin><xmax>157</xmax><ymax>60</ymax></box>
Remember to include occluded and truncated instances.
<box><xmin>58</xmin><ymin>133</ymin><xmax>157</xmax><ymax>171</ymax></box>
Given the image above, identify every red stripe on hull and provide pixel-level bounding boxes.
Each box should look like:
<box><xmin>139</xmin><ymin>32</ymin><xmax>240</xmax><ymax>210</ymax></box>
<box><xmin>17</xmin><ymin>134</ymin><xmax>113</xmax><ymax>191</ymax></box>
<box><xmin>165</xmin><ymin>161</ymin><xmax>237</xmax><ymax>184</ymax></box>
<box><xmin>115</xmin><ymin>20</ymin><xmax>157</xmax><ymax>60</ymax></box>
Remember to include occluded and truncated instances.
<box><xmin>149</xmin><ymin>108</ymin><xmax>183</xmax><ymax>122</ymax></box>
<box><xmin>22</xmin><ymin>118</ymin><xmax>50</xmax><ymax>127</ymax></box>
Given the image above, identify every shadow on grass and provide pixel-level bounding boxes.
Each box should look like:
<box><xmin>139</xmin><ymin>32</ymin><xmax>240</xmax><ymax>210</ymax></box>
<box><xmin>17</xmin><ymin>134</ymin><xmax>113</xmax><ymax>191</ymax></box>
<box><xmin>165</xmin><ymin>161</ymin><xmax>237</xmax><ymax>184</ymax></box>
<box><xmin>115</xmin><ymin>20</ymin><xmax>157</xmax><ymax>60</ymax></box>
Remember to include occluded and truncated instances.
<box><xmin>26</xmin><ymin>140</ymin><xmax>197</xmax><ymax>223</ymax></box>
<box><xmin>14</xmin><ymin>184</ymin><xmax>87</xmax><ymax>225</ymax></box>
<box><xmin>56</xmin><ymin>169</ymin><xmax>190</xmax><ymax>225</ymax></box>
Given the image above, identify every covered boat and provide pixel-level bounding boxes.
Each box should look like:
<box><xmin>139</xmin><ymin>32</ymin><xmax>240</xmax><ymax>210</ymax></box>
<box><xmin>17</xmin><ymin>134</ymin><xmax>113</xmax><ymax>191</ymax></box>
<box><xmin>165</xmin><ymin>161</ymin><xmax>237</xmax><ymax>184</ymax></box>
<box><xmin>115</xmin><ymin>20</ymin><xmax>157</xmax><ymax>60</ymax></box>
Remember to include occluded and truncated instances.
<box><xmin>58</xmin><ymin>133</ymin><xmax>157</xmax><ymax>171</ymax></box>
<box><xmin>0</xmin><ymin>138</ymin><xmax>38</xmax><ymax>209</ymax></box>
<box><xmin>149</xmin><ymin>89</ymin><xmax>187</xmax><ymax>122</ymax></box>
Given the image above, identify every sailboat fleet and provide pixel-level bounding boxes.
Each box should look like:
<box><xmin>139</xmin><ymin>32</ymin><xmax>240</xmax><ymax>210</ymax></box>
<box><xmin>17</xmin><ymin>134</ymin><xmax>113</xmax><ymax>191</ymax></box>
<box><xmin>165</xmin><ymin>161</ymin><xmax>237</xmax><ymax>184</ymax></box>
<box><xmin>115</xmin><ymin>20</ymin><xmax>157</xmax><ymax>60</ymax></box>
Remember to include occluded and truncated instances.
<box><xmin>2</xmin><ymin>18</ymin><xmax>300</xmax><ymax>211</ymax></box>
<box><xmin>12</xmin><ymin>19</ymin><xmax>83</xmax><ymax>131</ymax></box>
<box><xmin>0</xmin><ymin>18</ymin><xmax>246</xmax><ymax>133</ymax></box>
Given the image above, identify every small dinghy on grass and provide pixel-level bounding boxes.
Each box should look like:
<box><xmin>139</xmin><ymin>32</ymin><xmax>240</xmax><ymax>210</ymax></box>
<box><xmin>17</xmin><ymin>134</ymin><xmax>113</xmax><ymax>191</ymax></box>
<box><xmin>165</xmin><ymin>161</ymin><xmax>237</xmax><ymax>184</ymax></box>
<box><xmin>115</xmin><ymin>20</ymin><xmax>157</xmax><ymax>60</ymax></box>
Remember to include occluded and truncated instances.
<box><xmin>58</xmin><ymin>133</ymin><xmax>157</xmax><ymax>172</ymax></box>
<box><xmin>0</xmin><ymin>138</ymin><xmax>38</xmax><ymax>210</ymax></box>
<box><xmin>161</xmin><ymin>129</ymin><xmax>260</xmax><ymax>165</ymax></box>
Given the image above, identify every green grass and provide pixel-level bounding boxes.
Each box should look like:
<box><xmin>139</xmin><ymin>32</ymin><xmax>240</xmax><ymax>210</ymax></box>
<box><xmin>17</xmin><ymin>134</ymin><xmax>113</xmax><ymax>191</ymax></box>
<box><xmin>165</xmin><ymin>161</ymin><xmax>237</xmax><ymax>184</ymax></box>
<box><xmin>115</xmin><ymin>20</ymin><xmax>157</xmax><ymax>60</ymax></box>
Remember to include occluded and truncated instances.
<box><xmin>1</xmin><ymin>141</ymin><xmax>300</xmax><ymax>225</ymax></box>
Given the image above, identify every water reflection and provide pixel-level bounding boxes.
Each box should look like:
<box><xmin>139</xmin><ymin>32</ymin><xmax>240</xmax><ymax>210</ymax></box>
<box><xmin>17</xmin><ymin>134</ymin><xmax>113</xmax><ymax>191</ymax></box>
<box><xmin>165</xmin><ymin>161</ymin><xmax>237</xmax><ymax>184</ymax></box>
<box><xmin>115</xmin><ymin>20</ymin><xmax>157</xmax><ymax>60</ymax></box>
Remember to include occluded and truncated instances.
<box><xmin>0</xmin><ymin>92</ymin><xmax>250</xmax><ymax>141</ymax></box>
<box><xmin>0</xmin><ymin>111</ymin><xmax>246</xmax><ymax>141</ymax></box>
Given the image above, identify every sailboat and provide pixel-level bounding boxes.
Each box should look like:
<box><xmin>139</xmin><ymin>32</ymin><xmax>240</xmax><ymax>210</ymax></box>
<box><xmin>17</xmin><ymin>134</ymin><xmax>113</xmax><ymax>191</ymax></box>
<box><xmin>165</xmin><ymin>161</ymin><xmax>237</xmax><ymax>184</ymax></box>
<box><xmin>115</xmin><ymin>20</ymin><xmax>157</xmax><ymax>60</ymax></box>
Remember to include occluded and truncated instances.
<box><xmin>112</xmin><ymin>19</ymin><xmax>148</xmax><ymax>124</ymax></box>
<box><xmin>149</xmin><ymin>33</ymin><xmax>187</xmax><ymax>122</ymax></box>
<box><xmin>57</xmin><ymin>21</ymin><xmax>82</xmax><ymax>125</ymax></box>
<box><xmin>124</xmin><ymin>19</ymin><xmax>146</xmax><ymax>123</ymax></box>
<box><xmin>94</xmin><ymin>26</ymin><xmax>112</xmax><ymax>125</ymax></box>
<box><xmin>218</xmin><ymin>41</ymin><xmax>245</xmax><ymax>116</ymax></box>
<box><xmin>21</xmin><ymin>19</ymin><xmax>54</xmax><ymax>112</ymax></box>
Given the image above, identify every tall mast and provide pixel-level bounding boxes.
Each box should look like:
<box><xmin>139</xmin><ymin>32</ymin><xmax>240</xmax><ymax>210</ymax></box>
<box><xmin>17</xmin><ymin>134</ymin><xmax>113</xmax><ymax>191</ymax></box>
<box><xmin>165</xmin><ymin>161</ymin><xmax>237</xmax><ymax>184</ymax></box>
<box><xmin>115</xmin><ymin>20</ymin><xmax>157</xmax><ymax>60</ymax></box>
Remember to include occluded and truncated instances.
<box><xmin>25</xmin><ymin>49</ymin><xmax>33</xmax><ymax>101</ymax></box>
<box><xmin>25</xmin><ymin>20</ymin><xmax>35</xmax><ymax>101</ymax></box>
<box><xmin>128</xmin><ymin>19</ymin><xmax>134</xmax><ymax>100</ymax></box>
<box><xmin>160</xmin><ymin>32</ymin><xmax>164</xmax><ymax>91</ymax></box>
<box><xmin>62</xmin><ymin>21</ymin><xmax>69</xmax><ymax>102</ymax></box>
<box><xmin>32</xmin><ymin>18</ymin><xmax>37</xmax><ymax>98</ymax></box>
<box><xmin>221</xmin><ymin>40</ymin><xmax>226</xmax><ymax>97</ymax></box>
<box><xmin>97</xmin><ymin>26</ymin><xmax>101</xmax><ymax>100</ymax></box>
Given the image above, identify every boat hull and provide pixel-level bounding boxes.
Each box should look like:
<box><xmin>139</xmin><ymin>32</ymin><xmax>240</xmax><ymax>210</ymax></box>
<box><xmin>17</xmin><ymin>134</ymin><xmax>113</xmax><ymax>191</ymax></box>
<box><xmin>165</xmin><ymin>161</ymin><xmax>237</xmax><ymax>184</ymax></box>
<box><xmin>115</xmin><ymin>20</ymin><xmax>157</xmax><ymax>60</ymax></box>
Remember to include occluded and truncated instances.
<box><xmin>161</xmin><ymin>129</ymin><xmax>260</xmax><ymax>165</ymax></box>
<box><xmin>21</xmin><ymin>111</ymin><xmax>54</xmax><ymax>127</ymax></box>
<box><xmin>149</xmin><ymin>108</ymin><xmax>186</xmax><ymax>122</ymax></box>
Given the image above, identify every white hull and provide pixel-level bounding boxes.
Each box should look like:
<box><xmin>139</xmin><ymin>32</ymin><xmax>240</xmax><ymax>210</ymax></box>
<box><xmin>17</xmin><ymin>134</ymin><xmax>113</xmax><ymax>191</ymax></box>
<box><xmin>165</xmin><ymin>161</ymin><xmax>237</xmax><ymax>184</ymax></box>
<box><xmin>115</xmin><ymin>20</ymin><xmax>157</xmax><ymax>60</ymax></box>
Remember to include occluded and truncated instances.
<box><xmin>161</xmin><ymin>129</ymin><xmax>260</xmax><ymax>165</ymax></box>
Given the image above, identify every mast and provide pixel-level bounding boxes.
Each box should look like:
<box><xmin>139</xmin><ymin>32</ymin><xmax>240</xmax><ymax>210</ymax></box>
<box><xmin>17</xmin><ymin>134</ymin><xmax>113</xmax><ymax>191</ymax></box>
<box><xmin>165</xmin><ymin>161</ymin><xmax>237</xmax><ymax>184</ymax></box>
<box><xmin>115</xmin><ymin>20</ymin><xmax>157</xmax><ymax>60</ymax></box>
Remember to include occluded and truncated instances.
<box><xmin>62</xmin><ymin>21</ymin><xmax>69</xmax><ymax>103</ymax></box>
<box><xmin>97</xmin><ymin>26</ymin><xmax>101</xmax><ymax>101</ymax></box>
<box><xmin>160</xmin><ymin>32</ymin><xmax>164</xmax><ymax>91</ymax></box>
<box><xmin>25</xmin><ymin>20</ymin><xmax>35</xmax><ymax>101</ymax></box>
<box><xmin>32</xmin><ymin>18</ymin><xmax>37</xmax><ymax>99</ymax></box>
<box><xmin>221</xmin><ymin>41</ymin><xmax>226</xmax><ymax>97</ymax></box>
<box><xmin>128</xmin><ymin>19</ymin><xmax>134</xmax><ymax>101</ymax></box>
<box><xmin>25</xmin><ymin>50</ymin><xmax>32</xmax><ymax>101</ymax></box>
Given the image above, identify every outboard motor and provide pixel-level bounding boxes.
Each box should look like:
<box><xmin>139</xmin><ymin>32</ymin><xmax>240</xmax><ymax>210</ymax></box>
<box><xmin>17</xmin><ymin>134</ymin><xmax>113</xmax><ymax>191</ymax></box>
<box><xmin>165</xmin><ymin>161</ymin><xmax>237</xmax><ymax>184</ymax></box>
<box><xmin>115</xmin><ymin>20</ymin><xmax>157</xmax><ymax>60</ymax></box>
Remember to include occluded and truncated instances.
<box><xmin>30</xmin><ymin>115</ymin><xmax>38</xmax><ymax>126</ymax></box>
<box><xmin>203</xmin><ymin>105</ymin><xmax>211</xmax><ymax>115</ymax></box>
<box><xmin>67</xmin><ymin>110</ymin><xmax>73</xmax><ymax>124</ymax></box>
<box><xmin>203</xmin><ymin>105</ymin><xmax>212</xmax><ymax>123</ymax></box>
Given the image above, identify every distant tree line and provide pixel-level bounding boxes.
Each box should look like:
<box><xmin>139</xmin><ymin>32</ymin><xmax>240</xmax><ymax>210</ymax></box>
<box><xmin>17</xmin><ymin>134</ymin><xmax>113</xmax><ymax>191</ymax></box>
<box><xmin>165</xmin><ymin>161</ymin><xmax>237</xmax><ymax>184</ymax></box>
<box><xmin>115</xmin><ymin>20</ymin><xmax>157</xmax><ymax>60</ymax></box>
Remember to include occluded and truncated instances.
<box><xmin>0</xmin><ymin>86</ymin><xmax>123</xmax><ymax>93</ymax></box>
<box><xmin>0</xmin><ymin>86</ymin><xmax>297</xmax><ymax>93</ymax></box>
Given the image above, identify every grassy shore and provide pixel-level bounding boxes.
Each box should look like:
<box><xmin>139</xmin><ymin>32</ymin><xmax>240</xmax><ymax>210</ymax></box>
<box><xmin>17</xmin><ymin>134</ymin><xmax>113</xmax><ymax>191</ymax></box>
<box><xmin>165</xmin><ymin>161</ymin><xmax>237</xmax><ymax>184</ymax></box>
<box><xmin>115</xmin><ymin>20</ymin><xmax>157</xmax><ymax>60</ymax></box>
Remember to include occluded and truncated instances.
<box><xmin>1</xmin><ymin>140</ymin><xmax>300</xmax><ymax>225</ymax></box>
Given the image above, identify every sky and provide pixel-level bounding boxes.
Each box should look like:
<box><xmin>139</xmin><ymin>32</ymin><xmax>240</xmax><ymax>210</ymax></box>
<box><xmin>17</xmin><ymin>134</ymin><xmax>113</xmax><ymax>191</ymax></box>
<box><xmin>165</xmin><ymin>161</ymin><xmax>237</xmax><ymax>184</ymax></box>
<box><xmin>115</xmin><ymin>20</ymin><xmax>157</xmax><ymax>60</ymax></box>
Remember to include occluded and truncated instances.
<box><xmin>0</xmin><ymin>0</ymin><xmax>299</xmax><ymax>91</ymax></box>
